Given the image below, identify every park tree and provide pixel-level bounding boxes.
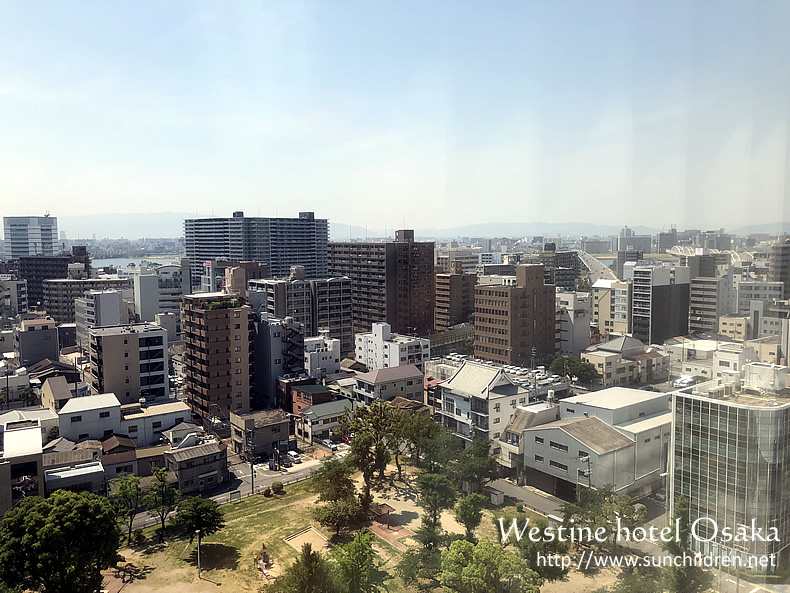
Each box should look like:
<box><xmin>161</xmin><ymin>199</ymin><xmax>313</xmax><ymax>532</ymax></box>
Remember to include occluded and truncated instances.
<box><xmin>560</xmin><ymin>485</ymin><xmax>646</xmax><ymax>551</ymax></box>
<box><xmin>346</xmin><ymin>400</ymin><xmax>393</xmax><ymax>480</ymax></box>
<box><xmin>332</xmin><ymin>527</ymin><xmax>382</xmax><ymax>593</ymax></box>
<box><xmin>591</xmin><ymin>566</ymin><xmax>664</xmax><ymax>593</ymax></box>
<box><xmin>19</xmin><ymin>386</ymin><xmax>36</xmax><ymax>406</ymax></box>
<box><xmin>454</xmin><ymin>493</ymin><xmax>486</xmax><ymax>540</ymax></box>
<box><xmin>397</xmin><ymin>547</ymin><xmax>443</xmax><ymax>592</ymax></box>
<box><xmin>422</xmin><ymin>428</ymin><xmax>462</xmax><ymax>474</ymax></box>
<box><xmin>452</xmin><ymin>439</ymin><xmax>497</xmax><ymax>492</ymax></box>
<box><xmin>268</xmin><ymin>542</ymin><xmax>338</xmax><ymax>593</ymax></box>
<box><xmin>0</xmin><ymin>490</ymin><xmax>122</xmax><ymax>593</ymax></box>
<box><xmin>172</xmin><ymin>496</ymin><xmax>225</xmax><ymax>543</ymax></box>
<box><xmin>312</xmin><ymin>498</ymin><xmax>362</xmax><ymax>537</ymax></box>
<box><xmin>387</xmin><ymin>407</ymin><xmax>410</xmax><ymax>481</ymax></box>
<box><xmin>404</xmin><ymin>411</ymin><xmax>442</xmax><ymax>468</ymax></box>
<box><xmin>111</xmin><ymin>473</ymin><xmax>143</xmax><ymax>543</ymax></box>
<box><xmin>416</xmin><ymin>473</ymin><xmax>457</xmax><ymax>548</ymax></box>
<box><xmin>550</xmin><ymin>355</ymin><xmax>600</xmax><ymax>385</ymax></box>
<box><xmin>440</xmin><ymin>538</ymin><xmax>542</xmax><ymax>593</ymax></box>
<box><xmin>500</xmin><ymin>515</ymin><xmax>570</xmax><ymax>582</ymax></box>
<box><xmin>311</xmin><ymin>458</ymin><xmax>357</xmax><ymax>502</ymax></box>
<box><xmin>143</xmin><ymin>467</ymin><xmax>180</xmax><ymax>543</ymax></box>
<box><xmin>346</xmin><ymin>431</ymin><xmax>377</xmax><ymax>510</ymax></box>
<box><xmin>663</xmin><ymin>496</ymin><xmax>713</xmax><ymax>593</ymax></box>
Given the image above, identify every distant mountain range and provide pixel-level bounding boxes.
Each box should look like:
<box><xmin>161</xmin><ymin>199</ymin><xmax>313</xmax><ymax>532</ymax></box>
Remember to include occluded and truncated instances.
<box><xmin>57</xmin><ymin>212</ymin><xmax>790</xmax><ymax>240</ymax></box>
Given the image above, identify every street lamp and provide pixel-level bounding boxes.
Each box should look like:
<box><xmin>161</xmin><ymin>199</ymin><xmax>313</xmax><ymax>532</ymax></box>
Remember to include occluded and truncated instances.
<box><xmin>195</xmin><ymin>529</ymin><xmax>201</xmax><ymax>579</ymax></box>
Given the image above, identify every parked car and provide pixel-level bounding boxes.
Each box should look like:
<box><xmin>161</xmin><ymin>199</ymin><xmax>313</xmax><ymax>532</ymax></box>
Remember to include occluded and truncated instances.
<box><xmin>287</xmin><ymin>451</ymin><xmax>302</xmax><ymax>463</ymax></box>
<box><xmin>279</xmin><ymin>454</ymin><xmax>293</xmax><ymax>468</ymax></box>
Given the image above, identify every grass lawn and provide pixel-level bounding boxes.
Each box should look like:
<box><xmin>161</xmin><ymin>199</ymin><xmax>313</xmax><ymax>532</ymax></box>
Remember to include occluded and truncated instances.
<box><xmin>119</xmin><ymin>480</ymin><xmax>325</xmax><ymax>592</ymax></box>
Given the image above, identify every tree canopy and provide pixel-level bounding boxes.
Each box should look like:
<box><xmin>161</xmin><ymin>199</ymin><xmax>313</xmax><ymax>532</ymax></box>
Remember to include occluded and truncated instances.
<box><xmin>172</xmin><ymin>496</ymin><xmax>225</xmax><ymax>543</ymax></box>
<box><xmin>550</xmin><ymin>355</ymin><xmax>600</xmax><ymax>384</ymax></box>
<box><xmin>0</xmin><ymin>491</ymin><xmax>122</xmax><ymax>593</ymax></box>
<box><xmin>311</xmin><ymin>458</ymin><xmax>357</xmax><ymax>502</ymax></box>
<box><xmin>110</xmin><ymin>472</ymin><xmax>143</xmax><ymax>543</ymax></box>
<box><xmin>454</xmin><ymin>493</ymin><xmax>487</xmax><ymax>540</ymax></box>
<box><xmin>440</xmin><ymin>538</ymin><xmax>542</xmax><ymax>593</ymax></box>
<box><xmin>143</xmin><ymin>467</ymin><xmax>180</xmax><ymax>543</ymax></box>
<box><xmin>332</xmin><ymin>527</ymin><xmax>382</xmax><ymax>593</ymax></box>
<box><xmin>662</xmin><ymin>496</ymin><xmax>713</xmax><ymax>593</ymax></box>
<box><xmin>268</xmin><ymin>543</ymin><xmax>338</xmax><ymax>593</ymax></box>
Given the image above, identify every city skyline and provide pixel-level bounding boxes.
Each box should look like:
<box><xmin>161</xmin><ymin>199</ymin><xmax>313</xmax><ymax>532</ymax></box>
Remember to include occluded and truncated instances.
<box><xmin>2</xmin><ymin>0</ymin><xmax>789</xmax><ymax>232</ymax></box>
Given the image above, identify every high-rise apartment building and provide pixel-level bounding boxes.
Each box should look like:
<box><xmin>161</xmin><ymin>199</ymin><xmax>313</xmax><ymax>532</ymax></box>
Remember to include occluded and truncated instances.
<box><xmin>688</xmin><ymin>264</ymin><xmax>734</xmax><ymax>333</ymax></box>
<box><xmin>184</xmin><ymin>211</ymin><xmax>328</xmax><ymax>289</ymax></box>
<box><xmin>474</xmin><ymin>264</ymin><xmax>556</xmax><ymax>365</ymax></box>
<box><xmin>3</xmin><ymin>215</ymin><xmax>58</xmax><ymax>259</ymax></box>
<box><xmin>434</xmin><ymin>261</ymin><xmax>476</xmax><ymax>332</ymax></box>
<box><xmin>75</xmin><ymin>290</ymin><xmax>124</xmax><ymax>350</ymax></box>
<box><xmin>768</xmin><ymin>237</ymin><xmax>790</xmax><ymax>296</ymax></box>
<box><xmin>591</xmin><ymin>279</ymin><xmax>632</xmax><ymax>336</ymax></box>
<box><xmin>182</xmin><ymin>293</ymin><xmax>253</xmax><ymax>424</ymax></box>
<box><xmin>17</xmin><ymin>246</ymin><xmax>90</xmax><ymax>307</ymax></box>
<box><xmin>616</xmin><ymin>249</ymin><xmax>643</xmax><ymax>280</ymax></box>
<box><xmin>247</xmin><ymin>266</ymin><xmax>353</xmax><ymax>353</ymax></box>
<box><xmin>623</xmin><ymin>262</ymin><xmax>690</xmax><ymax>345</ymax></box>
<box><xmin>671</xmin><ymin>363</ymin><xmax>790</xmax><ymax>570</ymax></box>
<box><xmin>737</xmin><ymin>281</ymin><xmax>785</xmax><ymax>315</ymax></box>
<box><xmin>0</xmin><ymin>277</ymin><xmax>27</xmax><ymax>317</ymax></box>
<box><xmin>42</xmin><ymin>278</ymin><xmax>132</xmax><ymax>323</ymax></box>
<box><xmin>88</xmin><ymin>323</ymin><xmax>169</xmax><ymax>404</ymax></box>
<box><xmin>556</xmin><ymin>290</ymin><xmax>592</xmax><ymax>356</ymax></box>
<box><xmin>328</xmin><ymin>230</ymin><xmax>435</xmax><ymax>336</ymax></box>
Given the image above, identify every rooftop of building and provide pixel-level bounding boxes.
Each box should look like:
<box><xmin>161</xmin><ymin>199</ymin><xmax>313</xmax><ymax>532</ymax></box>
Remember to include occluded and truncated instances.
<box><xmin>0</xmin><ymin>406</ymin><xmax>58</xmax><ymax>428</ymax></box>
<box><xmin>121</xmin><ymin>400</ymin><xmax>190</xmax><ymax>420</ymax></box>
<box><xmin>585</xmin><ymin>335</ymin><xmax>646</xmax><ymax>354</ymax></box>
<box><xmin>231</xmin><ymin>408</ymin><xmax>290</xmax><ymax>428</ymax></box>
<box><xmin>43</xmin><ymin>448</ymin><xmax>98</xmax><ymax>468</ymax></box>
<box><xmin>562</xmin><ymin>387</ymin><xmax>670</xmax><ymax>410</ymax></box>
<box><xmin>59</xmin><ymin>392</ymin><xmax>121</xmax><ymax>415</ymax></box>
<box><xmin>357</xmin><ymin>364</ymin><xmax>424</xmax><ymax>384</ymax></box>
<box><xmin>526</xmin><ymin>416</ymin><xmax>634</xmax><ymax>455</ymax></box>
<box><xmin>442</xmin><ymin>361</ymin><xmax>528</xmax><ymax>398</ymax></box>
<box><xmin>44</xmin><ymin>461</ymin><xmax>105</xmax><ymax>482</ymax></box>
<box><xmin>1</xmin><ymin>425</ymin><xmax>43</xmax><ymax>458</ymax></box>
<box><xmin>302</xmin><ymin>399</ymin><xmax>354</xmax><ymax>420</ymax></box>
<box><xmin>90</xmin><ymin>323</ymin><xmax>165</xmax><ymax>336</ymax></box>
<box><xmin>292</xmin><ymin>384</ymin><xmax>333</xmax><ymax>395</ymax></box>
<box><xmin>166</xmin><ymin>440</ymin><xmax>226</xmax><ymax>463</ymax></box>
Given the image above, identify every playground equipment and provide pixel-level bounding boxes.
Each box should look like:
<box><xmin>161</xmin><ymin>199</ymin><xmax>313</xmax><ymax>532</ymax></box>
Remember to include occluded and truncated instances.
<box><xmin>253</xmin><ymin>542</ymin><xmax>273</xmax><ymax>579</ymax></box>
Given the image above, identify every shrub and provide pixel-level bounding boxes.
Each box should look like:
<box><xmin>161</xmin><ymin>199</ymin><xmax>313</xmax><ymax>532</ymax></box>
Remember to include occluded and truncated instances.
<box><xmin>272</xmin><ymin>482</ymin><xmax>284</xmax><ymax>495</ymax></box>
<box><xmin>515</xmin><ymin>503</ymin><xmax>524</xmax><ymax>513</ymax></box>
<box><xmin>263</xmin><ymin>487</ymin><xmax>272</xmax><ymax>497</ymax></box>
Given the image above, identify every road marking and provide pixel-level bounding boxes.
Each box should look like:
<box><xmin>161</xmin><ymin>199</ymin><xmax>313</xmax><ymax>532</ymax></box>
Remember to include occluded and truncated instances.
<box><xmin>748</xmin><ymin>587</ymin><xmax>761</xmax><ymax>593</ymax></box>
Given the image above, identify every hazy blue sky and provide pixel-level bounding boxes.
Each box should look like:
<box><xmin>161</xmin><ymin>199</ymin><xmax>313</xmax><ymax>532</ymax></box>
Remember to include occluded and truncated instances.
<box><xmin>1</xmin><ymin>0</ymin><xmax>789</xmax><ymax>232</ymax></box>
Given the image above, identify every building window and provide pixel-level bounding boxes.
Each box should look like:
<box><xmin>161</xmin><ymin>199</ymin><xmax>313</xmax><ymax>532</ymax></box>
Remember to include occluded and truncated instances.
<box><xmin>128</xmin><ymin>425</ymin><xmax>138</xmax><ymax>433</ymax></box>
<box><xmin>578</xmin><ymin>450</ymin><xmax>588</xmax><ymax>458</ymax></box>
<box><xmin>550</xmin><ymin>460</ymin><xmax>568</xmax><ymax>472</ymax></box>
<box><xmin>566</xmin><ymin>408</ymin><xmax>575</xmax><ymax>414</ymax></box>
<box><xmin>494</xmin><ymin>417</ymin><xmax>500</xmax><ymax>424</ymax></box>
<box><xmin>99</xmin><ymin>411</ymin><xmax>110</xmax><ymax>418</ymax></box>
<box><xmin>550</xmin><ymin>441</ymin><xmax>568</xmax><ymax>452</ymax></box>
<box><xmin>124</xmin><ymin>352</ymin><xmax>129</xmax><ymax>357</ymax></box>
<box><xmin>152</xmin><ymin>421</ymin><xmax>162</xmax><ymax>429</ymax></box>
<box><xmin>535</xmin><ymin>455</ymin><xmax>544</xmax><ymax>463</ymax></box>
<box><xmin>79</xmin><ymin>433</ymin><xmax>89</xmax><ymax>439</ymax></box>
<box><xmin>535</xmin><ymin>436</ymin><xmax>543</xmax><ymax>444</ymax></box>
<box><xmin>71</xmin><ymin>415</ymin><xmax>82</xmax><ymax>423</ymax></box>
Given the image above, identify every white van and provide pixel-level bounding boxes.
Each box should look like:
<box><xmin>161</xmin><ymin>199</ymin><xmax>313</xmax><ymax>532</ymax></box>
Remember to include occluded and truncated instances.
<box><xmin>287</xmin><ymin>451</ymin><xmax>302</xmax><ymax>463</ymax></box>
<box><xmin>673</xmin><ymin>376</ymin><xmax>694</xmax><ymax>388</ymax></box>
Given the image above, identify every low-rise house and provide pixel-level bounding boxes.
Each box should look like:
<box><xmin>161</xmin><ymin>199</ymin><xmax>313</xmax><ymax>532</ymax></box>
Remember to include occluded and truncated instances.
<box><xmin>292</xmin><ymin>384</ymin><xmax>334</xmax><ymax>415</ymax></box>
<box><xmin>229</xmin><ymin>409</ymin><xmax>290</xmax><ymax>459</ymax></box>
<box><xmin>297</xmin><ymin>399</ymin><xmax>355</xmax><ymax>444</ymax></box>
<box><xmin>353</xmin><ymin>365</ymin><xmax>424</xmax><ymax>405</ymax></box>
<box><xmin>101</xmin><ymin>434</ymin><xmax>137</xmax><ymax>478</ymax></box>
<box><xmin>0</xmin><ymin>406</ymin><xmax>58</xmax><ymax>446</ymax></box>
<box><xmin>58</xmin><ymin>393</ymin><xmax>122</xmax><ymax>441</ymax></box>
<box><xmin>164</xmin><ymin>439</ymin><xmax>228</xmax><ymax>494</ymax></box>
<box><xmin>162</xmin><ymin>422</ymin><xmax>204</xmax><ymax>446</ymax></box>
<box><xmin>40</xmin><ymin>376</ymin><xmax>73</xmax><ymax>411</ymax></box>
<box><xmin>582</xmin><ymin>336</ymin><xmax>668</xmax><ymax>387</ymax></box>
<box><xmin>119</xmin><ymin>400</ymin><xmax>190</xmax><ymax>446</ymax></box>
<box><xmin>44</xmin><ymin>461</ymin><xmax>106</xmax><ymax>495</ymax></box>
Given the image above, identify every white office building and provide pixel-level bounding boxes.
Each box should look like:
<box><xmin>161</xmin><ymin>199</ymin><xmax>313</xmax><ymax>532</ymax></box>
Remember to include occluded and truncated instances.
<box><xmin>303</xmin><ymin>332</ymin><xmax>341</xmax><ymax>381</ymax></box>
<box><xmin>3</xmin><ymin>215</ymin><xmax>58</xmax><ymax>259</ymax></box>
<box><xmin>75</xmin><ymin>290</ymin><xmax>124</xmax><ymax>351</ymax></box>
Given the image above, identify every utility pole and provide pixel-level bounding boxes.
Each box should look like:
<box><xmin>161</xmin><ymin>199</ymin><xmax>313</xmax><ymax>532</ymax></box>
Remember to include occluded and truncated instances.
<box><xmin>246</xmin><ymin>427</ymin><xmax>255</xmax><ymax>495</ymax></box>
<box><xmin>196</xmin><ymin>529</ymin><xmax>201</xmax><ymax>579</ymax></box>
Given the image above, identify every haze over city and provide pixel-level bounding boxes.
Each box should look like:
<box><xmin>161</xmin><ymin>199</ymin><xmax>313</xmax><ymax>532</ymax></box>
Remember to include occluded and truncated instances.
<box><xmin>2</xmin><ymin>0</ymin><xmax>789</xmax><ymax>233</ymax></box>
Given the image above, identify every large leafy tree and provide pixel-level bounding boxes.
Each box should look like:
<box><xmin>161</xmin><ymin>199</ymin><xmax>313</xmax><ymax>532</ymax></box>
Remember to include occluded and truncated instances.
<box><xmin>313</xmin><ymin>498</ymin><xmax>362</xmax><ymax>537</ymax></box>
<box><xmin>502</xmin><ymin>515</ymin><xmax>570</xmax><ymax>582</ymax></box>
<box><xmin>422</xmin><ymin>429</ymin><xmax>463</xmax><ymax>474</ymax></box>
<box><xmin>550</xmin><ymin>355</ymin><xmax>599</xmax><ymax>385</ymax></box>
<box><xmin>452</xmin><ymin>439</ymin><xmax>497</xmax><ymax>492</ymax></box>
<box><xmin>311</xmin><ymin>458</ymin><xmax>357</xmax><ymax>502</ymax></box>
<box><xmin>269</xmin><ymin>543</ymin><xmax>338</xmax><ymax>593</ymax></box>
<box><xmin>404</xmin><ymin>411</ymin><xmax>442</xmax><ymax>468</ymax></box>
<box><xmin>332</xmin><ymin>527</ymin><xmax>381</xmax><ymax>593</ymax></box>
<box><xmin>454</xmin><ymin>493</ymin><xmax>487</xmax><ymax>540</ymax></box>
<box><xmin>662</xmin><ymin>496</ymin><xmax>713</xmax><ymax>593</ymax></box>
<box><xmin>440</xmin><ymin>538</ymin><xmax>542</xmax><ymax>593</ymax></box>
<box><xmin>0</xmin><ymin>491</ymin><xmax>122</xmax><ymax>593</ymax></box>
<box><xmin>172</xmin><ymin>496</ymin><xmax>225</xmax><ymax>543</ymax></box>
<box><xmin>397</xmin><ymin>547</ymin><xmax>443</xmax><ymax>592</ymax></box>
<box><xmin>143</xmin><ymin>467</ymin><xmax>180</xmax><ymax>543</ymax></box>
<box><xmin>346</xmin><ymin>431</ymin><xmax>377</xmax><ymax>510</ymax></box>
<box><xmin>110</xmin><ymin>473</ymin><xmax>143</xmax><ymax>543</ymax></box>
<box><xmin>346</xmin><ymin>401</ymin><xmax>393</xmax><ymax>480</ymax></box>
<box><xmin>416</xmin><ymin>473</ymin><xmax>457</xmax><ymax>549</ymax></box>
<box><xmin>387</xmin><ymin>407</ymin><xmax>410</xmax><ymax>481</ymax></box>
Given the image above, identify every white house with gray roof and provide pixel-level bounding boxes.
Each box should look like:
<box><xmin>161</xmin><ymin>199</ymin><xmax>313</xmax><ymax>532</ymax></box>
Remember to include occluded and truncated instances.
<box><xmin>520</xmin><ymin>386</ymin><xmax>671</xmax><ymax>498</ymax></box>
<box><xmin>296</xmin><ymin>399</ymin><xmax>356</xmax><ymax>444</ymax></box>
<box><xmin>436</xmin><ymin>361</ymin><xmax>532</xmax><ymax>443</ymax></box>
<box><xmin>354</xmin><ymin>364</ymin><xmax>424</xmax><ymax>404</ymax></box>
